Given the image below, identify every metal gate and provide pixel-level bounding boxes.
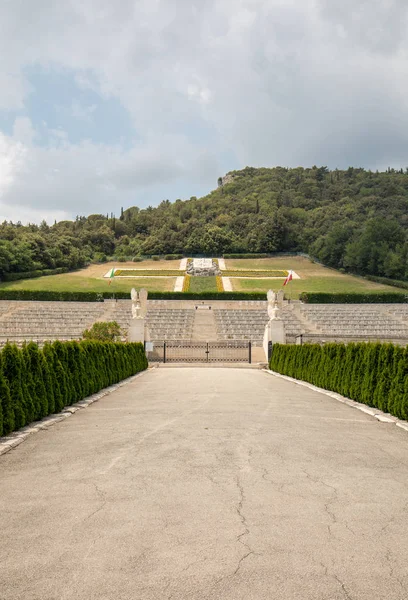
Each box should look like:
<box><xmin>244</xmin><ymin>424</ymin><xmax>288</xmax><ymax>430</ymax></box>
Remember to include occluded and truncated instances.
<box><xmin>147</xmin><ymin>341</ymin><xmax>252</xmax><ymax>363</ymax></box>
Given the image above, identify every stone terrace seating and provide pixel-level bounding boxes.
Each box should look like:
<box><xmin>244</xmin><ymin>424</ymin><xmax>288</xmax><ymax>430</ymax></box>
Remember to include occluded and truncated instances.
<box><xmin>0</xmin><ymin>301</ymin><xmax>106</xmax><ymax>340</ymax></box>
<box><xmin>299</xmin><ymin>304</ymin><xmax>408</xmax><ymax>338</ymax></box>
<box><xmin>213</xmin><ymin>307</ymin><xmax>304</xmax><ymax>345</ymax></box>
<box><xmin>110</xmin><ymin>301</ymin><xmax>195</xmax><ymax>341</ymax></box>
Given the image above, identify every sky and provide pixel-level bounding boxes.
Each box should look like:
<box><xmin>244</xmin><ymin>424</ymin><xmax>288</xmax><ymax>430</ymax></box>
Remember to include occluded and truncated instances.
<box><xmin>1</xmin><ymin>0</ymin><xmax>408</xmax><ymax>224</ymax></box>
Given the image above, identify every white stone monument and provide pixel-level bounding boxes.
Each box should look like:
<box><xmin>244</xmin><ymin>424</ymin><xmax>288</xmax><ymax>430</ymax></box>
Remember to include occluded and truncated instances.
<box><xmin>263</xmin><ymin>289</ymin><xmax>286</xmax><ymax>360</ymax></box>
<box><xmin>128</xmin><ymin>288</ymin><xmax>150</xmax><ymax>343</ymax></box>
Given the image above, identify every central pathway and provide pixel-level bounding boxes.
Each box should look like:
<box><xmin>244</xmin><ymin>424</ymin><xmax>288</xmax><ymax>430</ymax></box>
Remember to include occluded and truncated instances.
<box><xmin>0</xmin><ymin>368</ymin><xmax>407</xmax><ymax>599</ymax></box>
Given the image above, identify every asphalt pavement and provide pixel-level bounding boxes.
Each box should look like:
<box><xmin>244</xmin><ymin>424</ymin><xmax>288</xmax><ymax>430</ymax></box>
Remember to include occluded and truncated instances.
<box><xmin>0</xmin><ymin>367</ymin><xmax>407</xmax><ymax>600</ymax></box>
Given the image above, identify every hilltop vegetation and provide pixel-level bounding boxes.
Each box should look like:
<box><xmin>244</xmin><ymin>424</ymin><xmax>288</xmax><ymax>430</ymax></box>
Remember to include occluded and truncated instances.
<box><xmin>1</xmin><ymin>166</ymin><xmax>408</xmax><ymax>281</ymax></box>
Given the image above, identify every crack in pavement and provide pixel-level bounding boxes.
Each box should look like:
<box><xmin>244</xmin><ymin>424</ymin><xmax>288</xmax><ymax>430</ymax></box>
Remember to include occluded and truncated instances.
<box><xmin>334</xmin><ymin>574</ymin><xmax>353</xmax><ymax>600</ymax></box>
<box><xmin>235</xmin><ymin>475</ymin><xmax>257</xmax><ymax>574</ymax></box>
<box><xmin>82</xmin><ymin>482</ymin><xmax>108</xmax><ymax>522</ymax></box>
<box><xmin>385</xmin><ymin>549</ymin><xmax>407</xmax><ymax>592</ymax></box>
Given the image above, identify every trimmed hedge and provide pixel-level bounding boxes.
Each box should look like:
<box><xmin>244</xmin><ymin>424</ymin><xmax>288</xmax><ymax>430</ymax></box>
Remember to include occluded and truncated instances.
<box><xmin>270</xmin><ymin>342</ymin><xmax>408</xmax><ymax>421</ymax></box>
<box><xmin>114</xmin><ymin>269</ymin><xmax>182</xmax><ymax>277</ymax></box>
<box><xmin>0</xmin><ymin>290</ymin><xmax>103</xmax><ymax>302</ymax></box>
<box><xmin>299</xmin><ymin>292</ymin><xmax>408</xmax><ymax>304</ymax></box>
<box><xmin>365</xmin><ymin>275</ymin><xmax>408</xmax><ymax>290</ymax></box>
<box><xmin>223</xmin><ymin>253</ymin><xmax>269</xmax><ymax>259</ymax></box>
<box><xmin>0</xmin><ymin>340</ymin><xmax>148</xmax><ymax>437</ymax></box>
<box><xmin>0</xmin><ymin>290</ymin><xmax>267</xmax><ymax>301</ymax></box>
<box><xmin>2</xmin><ymin>267</ymin><xmax>69</xmax><ymax>282</ymax></box>
<box><xmin>222</xmin><ymin>270</ymin><xmax>287</xmax><ymax>277</ymax></box>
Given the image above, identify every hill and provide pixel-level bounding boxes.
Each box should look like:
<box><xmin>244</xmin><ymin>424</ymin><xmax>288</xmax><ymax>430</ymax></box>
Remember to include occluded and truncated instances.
<box><xmin>1</xmin><ymin>166</ymin><xmax>408</xmax><ymax>282</ymax></box>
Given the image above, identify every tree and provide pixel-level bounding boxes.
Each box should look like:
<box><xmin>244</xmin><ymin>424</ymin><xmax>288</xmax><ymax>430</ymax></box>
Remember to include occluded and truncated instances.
<box><xmin>82</xmin><ymin>321</ymin><xmax>122</xmax><ymax>342</ymax></box>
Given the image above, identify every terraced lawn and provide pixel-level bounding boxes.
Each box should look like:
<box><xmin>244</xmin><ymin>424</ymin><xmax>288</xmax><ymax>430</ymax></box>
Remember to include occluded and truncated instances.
<box><xmin>0</xmin><ymin>274</ymin><xmax>176</xmax><ymax>293</ymax></box>
<box><xmin>232</xmin><ymin>275</ymin><xmax>408</xmax><ymax>297</ymax></box>
<box><xmin>188</xmin><ymin>277</ymin><xmax>218</xmax><ymax>293</ymax></box>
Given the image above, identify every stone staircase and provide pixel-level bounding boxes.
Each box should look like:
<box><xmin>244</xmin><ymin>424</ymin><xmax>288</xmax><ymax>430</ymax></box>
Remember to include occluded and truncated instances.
<box><xmin>191</xmin><ymin>308</ymin><xmax>218</xmax><ymax>341</ymax></box>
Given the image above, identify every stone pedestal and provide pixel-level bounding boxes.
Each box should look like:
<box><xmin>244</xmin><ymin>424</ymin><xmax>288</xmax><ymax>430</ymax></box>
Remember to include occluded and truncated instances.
<box><xmin>263</xmin><ymin>319</ymin><xmax>286</xmax><ymax>361</ymax></box>
<box><xmin>128</xmin><ymin>318</ymin><xmax>145</xmax><ymax>343</ymax></box>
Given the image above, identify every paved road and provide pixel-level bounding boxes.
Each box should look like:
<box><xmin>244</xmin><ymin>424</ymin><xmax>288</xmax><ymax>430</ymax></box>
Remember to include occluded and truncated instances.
<box><xmin>1</xmin><ymin>367</ymin><xmax>407</xmax><ymax>600</ymax></box>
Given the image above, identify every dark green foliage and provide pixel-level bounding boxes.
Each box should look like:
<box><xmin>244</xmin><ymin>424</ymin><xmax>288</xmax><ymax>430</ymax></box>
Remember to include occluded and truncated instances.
<box><xmin>270</xmin><ymin>342</ymin><xmax>407</xmax><ymax>421</ymax></box>
<box><xmin>1</xmin><ymin>167</ymin><xmax>408</xmax><ymax>280</ymax></box>
<box><xmin>42</xmin><ymin>343</ymin><xmax>63</xmax><ymax>413</ymax></box>
<box><xmin>0</xmin><ymin>366</ymin><xmax>12</xmax><ymax>436</ymax></box>
<box><xmin>0</xmin><ymin>341</ymin><xmax>147</xmax><ymax>437</ymax></box>
<box><xmin>365</xmin><ymin>276</ymin><xmax>408</xmax><ymax>290</ymax></box>
<box><xmin>39</xmin><ymin>351</ymin><xmax>54</xmax><ymax>416</ymax></box>
<box><xmin>0</xmin><ymin>290</ymin><xmax>268</xmax><ymax>302</ymax></box>
<box><xmin>2</xmin><ymin>344</ymin><xmax>28</xmax><ymax>429</ymax></box>
<box><xmin>21</xmin><ymin>344</ymin><xmax>42</xmax><ymax>422</ymax></box>
<box><xmin>299</xmin><ymin>292</ymin><xmax>407</xmax><ymax>304</ymax></box>
<box><xmin>82</xmin><ymin>321</ymin><xmax>122</xmax><ymax>342</ymax></box>
<box><xmin>223</xmin><ymin>253</ymin><xmax>270</xmax><ymax>259</ymax></box>
<box><xmin>3</xmin><ymin>268</ymin><xmax>69</xmax><ymax>282</ymax></box>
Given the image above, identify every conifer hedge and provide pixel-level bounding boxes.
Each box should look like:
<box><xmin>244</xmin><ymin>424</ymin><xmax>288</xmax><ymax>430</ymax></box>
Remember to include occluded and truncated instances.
<box><xmin>299</xmin><ymin>292</ymin><xmax>407</xmax><ymax>303</ymax></box>
<box><xmin>269</xmin><ymin>342</ymin><xmax>408</xmax><ymax>421</ymax></box>
<box><xmin>0</xmin><ymin>340</ymin><xmax>148</xmax><ymax>437</ymax></box>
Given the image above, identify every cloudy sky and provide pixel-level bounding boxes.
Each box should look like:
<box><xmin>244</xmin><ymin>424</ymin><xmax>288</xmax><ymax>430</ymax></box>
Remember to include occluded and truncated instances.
<box><xmin>0</xmin><ymin>0</ymin><xmax>407</xmax><ymax>223</ymax></box>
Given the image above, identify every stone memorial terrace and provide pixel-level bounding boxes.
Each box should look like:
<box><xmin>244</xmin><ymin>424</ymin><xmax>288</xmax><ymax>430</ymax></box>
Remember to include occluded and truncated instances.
<box><xmin>1</xmin><ymin>299</ymin><xmax>408</xmax><ymax>347</ymax></box>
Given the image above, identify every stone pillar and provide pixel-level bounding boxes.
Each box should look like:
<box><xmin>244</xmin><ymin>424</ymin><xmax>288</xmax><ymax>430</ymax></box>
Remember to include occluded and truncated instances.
<box><xmin>128</xmin><ymin>318</ymin><xmax>145</xmax><ymax>343</ymax></box>
<box><xmin>263</xmin><ymin>318</ymin><xmax>286</xmax><ymax>361</ymax></box>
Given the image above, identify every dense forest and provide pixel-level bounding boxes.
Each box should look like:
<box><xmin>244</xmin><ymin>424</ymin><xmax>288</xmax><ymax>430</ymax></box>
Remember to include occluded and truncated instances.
<box><xmin>1</xmin><ymin>166</ymin><xmax>408</xmax><ymax>280</ymax></box>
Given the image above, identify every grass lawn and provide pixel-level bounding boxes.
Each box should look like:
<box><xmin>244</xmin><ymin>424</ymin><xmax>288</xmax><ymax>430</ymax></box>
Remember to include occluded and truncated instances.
<box><xmin>0</xmin><ymin>261</ymin><xmax>181</xmax><ymax>293</ymax></box>
<box><xmin>189</xmin><ymin>277</ymin><xmax>218</xmax><ymax>293</ymax></box>
<box><xmin>232</xmin><ymin>275</ymin><xmax>408</xmax><ymax>297</ymax></box>
<box><xmin>0</xmin><ymin>274</ymin><xmax>176</xmax><ymax>293</ymax></box>
<box><xmin>226</xmin><ymin>256</ymin><xmax>408</xmax><ymax>297</ymax></box>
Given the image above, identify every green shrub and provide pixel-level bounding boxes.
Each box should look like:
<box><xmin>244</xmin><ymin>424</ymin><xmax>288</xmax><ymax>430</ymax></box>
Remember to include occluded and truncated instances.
<box><xmin>0</xmin><ymin>364</ymin><xmax>12</xmax><ymax>436</ymax></box>
<box><xmin>132</xmin><ymin>256</ymin><xmax>143</xmax><ymax>262</ymax></box>
<box><xmin>82</xmin><ymin>321</ymin><xmax>122</xmax><ymax>342</ymax></box>
<box><xmin>299</xmin><ymin>292</ymin><xmax>408</xmax><ymax>304</ymax></box>
<box><xmin>0</xmin><ymin>341</ymin><xmax>147</xmax><ymax>437</ymax></box>
<box><xmin>164</xmin><ymin>254</ymin><xmax>183</xmax><ymax>260</ymax></box>
<box><xmin>270</xmin><ymin>342</ymin><xmax>408</xmax><ymax>421</ymax></box>
<box><xmin>365</xmin><ymin>275</ymin><xmax>408</xmax><ymax>290</ymax></box>
<box><xmin>0</xmin><ymin>289</ymin><xmax>268</xmax><ymax>302</ymax></box>
<box><xmin>152</xmin><ymin>255</ymin><xmax>160</xmax><ymax>261</ymax></box>
<box><xmin>2</xmin><ymin>344</ymin><xmax>31</xmax><ymax>429</ymax></box>
<box><xmin>2</xmin><ymin>267</ymin><xmax>69</xmax><ymax>282</ymax></box>
<box><xmin>223</xmin><ymin>253</ymin><xmax>270</xmax><ymax>259</ymax></box>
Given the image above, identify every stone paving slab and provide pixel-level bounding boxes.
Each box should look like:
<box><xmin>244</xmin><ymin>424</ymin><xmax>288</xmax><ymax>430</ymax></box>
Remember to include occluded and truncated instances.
<box><xmin>0</xmin><ymin>368</ymin><xmax>407</xmax><ymax>599</ymax></box>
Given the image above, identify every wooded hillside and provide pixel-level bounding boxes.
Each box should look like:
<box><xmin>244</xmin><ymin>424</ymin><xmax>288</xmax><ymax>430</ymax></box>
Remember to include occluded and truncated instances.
<box><xmin>1</xmin><ymin>166</ymin><xmax>408</xmax><ymax>281</ymax></box>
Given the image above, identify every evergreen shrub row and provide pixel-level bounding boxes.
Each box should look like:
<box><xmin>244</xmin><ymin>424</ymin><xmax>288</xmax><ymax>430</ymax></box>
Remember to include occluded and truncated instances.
<box><xmin>0</xmin><ymin>340</ymin><xmax>148</xmax><ymax>437</ymax></box>
<box><xmin>2</xmin><ymin>267</ymin><xmax>69</xmax><ymax>282</ymax></box>
<box><xmin>270</xmin><ymin>342</ymin><xmax>407</xmax><ymax>420</ymax></box>
<box><xmin>299</xmin><ymin>292</ymin><xmax>408</xmax><ymax>304</ymax></box>
<box><xmin>365</xmin><ymin>275</ymin><xmax>408</xmax><ymax>290</ymax></box>
<box><xmin>223</xmin><ymin>253</ymin><xmax>270</xmax><ymax>259</ymax></box>
<box><xmin>0</xmin><ymin>290</ymin><xmax>267</xmax><ymax>302</ymax></box>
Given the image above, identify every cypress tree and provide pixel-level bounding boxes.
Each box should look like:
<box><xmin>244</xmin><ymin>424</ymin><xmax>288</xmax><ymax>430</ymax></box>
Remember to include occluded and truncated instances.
<box><xmin>66</xmin><ymin>342</ymin><xmax>83</xmax><ymax>402</ymax></box>
<box><xmin>373</xmin><ymin>344</ymin><xmax>395</xmax><ymax>412</ymax></box>
<box><xmin>27</xmin><ymin>343</ymin><xmax>48</xmax><ymax>419</ymax></box>
<box><xmin>388</xmin><ymin>347</ymin><xmax>408</xmax><ymax>418</ymax></box>
<box><xmin>361</xmin><ymin>343</ymin><xmax>381</xmax><ymax>406</ymax></box>
<box><xmin>42</xmin><ymin>343</ymin><xmax>64</xmax><ymax>413</ymax></box>
<box><xmin>0</xmin><ymin>353</ymin><xmax>13</xmax><ymax>435</ymax></box>
<box><xmin>22</xmin><ymin>343</ymin><xmax>41</xmax><ymax>421</ymax></box>
<box><xmin>39</xmin><ymin>349</ymin><xmax>54</xmax><ymax>416</ymax></box>
<box><xmin>2</xmin><ymin>344</ymin><xmax>27</xmax><ymax>429</ymax></box>
<box><xmin>52</xmin><ymin>341</ymin><xmax>74</xmax><ymax>406</ymax></box>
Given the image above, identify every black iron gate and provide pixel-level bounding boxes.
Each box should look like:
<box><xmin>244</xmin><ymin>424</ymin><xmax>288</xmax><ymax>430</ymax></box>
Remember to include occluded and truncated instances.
<box><xmin>148</xmin><ymin>341</ymin><xmax>252</xmax><ymax>363</ymax></box>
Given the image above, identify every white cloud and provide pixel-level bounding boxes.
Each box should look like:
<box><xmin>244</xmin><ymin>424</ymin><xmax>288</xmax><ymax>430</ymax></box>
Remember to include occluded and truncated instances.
<box><xmin>1</xmin><ymin>0</ymin><xmax>408</xmax><ymax>221</ymax></box>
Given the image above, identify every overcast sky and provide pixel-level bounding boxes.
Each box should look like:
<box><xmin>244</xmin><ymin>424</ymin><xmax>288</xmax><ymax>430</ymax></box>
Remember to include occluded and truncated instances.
<box><xmin>1</xmin><ymin>0</ymin><xmax>407</xmax><ymax>223</ymax></box>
